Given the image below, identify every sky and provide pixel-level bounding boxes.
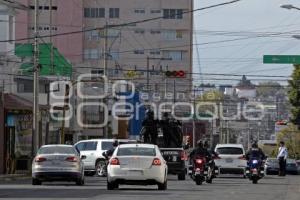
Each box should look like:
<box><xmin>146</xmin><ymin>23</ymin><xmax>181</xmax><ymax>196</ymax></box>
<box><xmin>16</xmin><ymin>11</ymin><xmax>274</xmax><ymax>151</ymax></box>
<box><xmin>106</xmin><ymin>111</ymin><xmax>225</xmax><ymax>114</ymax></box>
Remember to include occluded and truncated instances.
<box><xmin>193</xmin><ymin>0</ymin><xmax>300</xmax><ymax>85</ymax></box>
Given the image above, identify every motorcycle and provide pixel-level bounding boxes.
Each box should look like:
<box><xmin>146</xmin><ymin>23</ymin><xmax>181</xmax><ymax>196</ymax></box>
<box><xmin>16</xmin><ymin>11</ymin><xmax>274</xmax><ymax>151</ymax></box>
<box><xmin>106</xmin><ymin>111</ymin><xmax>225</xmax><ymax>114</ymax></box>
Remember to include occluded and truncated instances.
<box><xmin>245</xmin><ymin>158</ymin><xmax>265</xmax><ymax>184</ymax></box>
<box><xmin>100</xmin><ymin>151</ymin><xmax>111</xmax><ymax>177</ymax></box>
<box><xmin>190</xmin><ymin>156</ymin><xmax>213</xmax><ymax>185</ymax></box>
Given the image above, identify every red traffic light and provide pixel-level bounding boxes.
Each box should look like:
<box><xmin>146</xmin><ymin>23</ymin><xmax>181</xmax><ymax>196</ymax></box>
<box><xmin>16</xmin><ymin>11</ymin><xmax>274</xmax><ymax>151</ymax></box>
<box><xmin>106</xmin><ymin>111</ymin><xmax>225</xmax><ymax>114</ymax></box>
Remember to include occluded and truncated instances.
<box><xmin>165</xmin><ymin>70</ymin><xmax>186</xmax><ymax>78</ymax></box>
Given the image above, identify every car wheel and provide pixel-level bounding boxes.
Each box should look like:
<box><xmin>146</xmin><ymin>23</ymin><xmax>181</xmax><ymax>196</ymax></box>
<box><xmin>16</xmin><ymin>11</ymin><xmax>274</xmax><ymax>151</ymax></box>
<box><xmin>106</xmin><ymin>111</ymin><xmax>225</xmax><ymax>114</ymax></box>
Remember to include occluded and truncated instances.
<box><xmin>96</xmin><ymin>160</ymin><xmax>106</xmax><ymax>177</ymax></box>
<box><xmin>158</xmin><ymin>180</ymin><xmax>167</xmax><ymax>190</ymax></box>
<box><xmin>107</xmin><ymin>181</ymin><xmax>116</xmax><ymax>190</ymax></box>
<box><xmin>32</xmin><ymin>178</ymin><xmax>41</xmax><ymax>185</ymax></box>
<box><xmin>177</xmin><ymin>171</ymin><xmax>186</xmax><ymax>180</ymax></box>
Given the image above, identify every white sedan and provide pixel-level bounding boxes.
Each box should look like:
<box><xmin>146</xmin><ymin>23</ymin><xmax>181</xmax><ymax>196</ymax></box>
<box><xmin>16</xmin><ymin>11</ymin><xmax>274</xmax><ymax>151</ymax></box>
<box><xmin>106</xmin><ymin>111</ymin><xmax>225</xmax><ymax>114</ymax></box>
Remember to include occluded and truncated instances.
<box><xmin>107</xmin><ymin>143</ymin><xmax>168</xmax><ymax>190</ymax></box>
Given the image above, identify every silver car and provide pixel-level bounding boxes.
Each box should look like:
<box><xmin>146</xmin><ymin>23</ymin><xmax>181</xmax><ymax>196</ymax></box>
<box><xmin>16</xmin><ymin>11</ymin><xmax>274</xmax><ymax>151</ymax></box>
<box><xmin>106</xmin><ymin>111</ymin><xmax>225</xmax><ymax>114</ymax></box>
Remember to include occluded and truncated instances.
<box><xmin>107</xmin><ymin>144</ymin><xmax>168</xmax><ymax>190</ymax></box>
<box><xmin>32</xmin><ymin>145</ymin><xmax>85</xmax><ymax>185</ymax></box>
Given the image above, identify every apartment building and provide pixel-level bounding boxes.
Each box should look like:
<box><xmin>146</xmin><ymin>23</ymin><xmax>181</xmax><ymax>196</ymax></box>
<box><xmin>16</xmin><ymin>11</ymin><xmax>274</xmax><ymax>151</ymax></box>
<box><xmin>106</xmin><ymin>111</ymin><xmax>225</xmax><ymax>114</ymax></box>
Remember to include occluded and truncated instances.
<box><xmin>81</xmin><ymin>0</ymin><xmax>193</xmax><ymax>96</ymax></box>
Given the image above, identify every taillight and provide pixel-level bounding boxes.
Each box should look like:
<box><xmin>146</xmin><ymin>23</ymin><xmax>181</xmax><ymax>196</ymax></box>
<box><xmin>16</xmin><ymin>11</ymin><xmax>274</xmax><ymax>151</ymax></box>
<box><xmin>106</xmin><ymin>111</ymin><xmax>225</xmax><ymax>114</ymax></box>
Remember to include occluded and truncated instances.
<box><xmin>35</xmin><ymin>157</ymin><xmax>47</xmax><ymax>162</ymax></box>
<box><xmin>110</xmin><ymin>158</ymin><xmax>120</xmax><ymax>165</ymax></box>
<box><xmin>66</xmin><ymin>156</ymin><xmax>78</xmax><ymax>162</ymax></box>
<box><xmin>152</xmin><ymin>158</ymin><xmax>161</xmax><ymax>166</ymax></box>
<box><xmin>239</xmin><ymin>155</ymin><xmax>246</xmax><ymax>160</ymax></box>
<box><xmin>196</xmin><ymin>159</ymin><xmax>203</xmax><ymax>164</ymax></box>
<box><xmin>180</xmin><ymin>151</ymin><xmax>187</xmax><ymax>161</ymax></box>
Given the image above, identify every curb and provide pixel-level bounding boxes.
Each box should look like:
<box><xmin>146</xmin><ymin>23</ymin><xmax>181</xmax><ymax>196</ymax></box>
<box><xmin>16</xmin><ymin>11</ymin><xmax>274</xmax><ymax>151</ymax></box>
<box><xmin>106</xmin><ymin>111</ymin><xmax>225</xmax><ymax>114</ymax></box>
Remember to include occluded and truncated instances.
<box><xmin>0</xmin><ymin>175</ymin><xmax>31</xmax><ymax>182</ymax></box>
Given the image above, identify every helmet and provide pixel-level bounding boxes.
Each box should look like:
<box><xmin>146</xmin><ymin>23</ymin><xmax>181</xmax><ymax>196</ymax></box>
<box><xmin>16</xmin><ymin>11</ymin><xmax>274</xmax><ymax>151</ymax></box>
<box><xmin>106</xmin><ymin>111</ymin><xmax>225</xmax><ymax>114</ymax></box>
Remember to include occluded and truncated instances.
<box><xmin>197</xmin><ymin>140</ymin><xmax>203</xmax><ymax>148</ymax></box>
<box><xmin>204</xmin><ymin>140</ymin><xmax>209</xmax><ymax>148</ymax></box>
<box><xmin>251</xmin><ymin>141</ymin><xmax>258</xmax><ymax>148</ymax></box>
<box><xmin>112</xmin><ymin>140</ymin><xmax>119</xmax><ymax>147</ymax></box>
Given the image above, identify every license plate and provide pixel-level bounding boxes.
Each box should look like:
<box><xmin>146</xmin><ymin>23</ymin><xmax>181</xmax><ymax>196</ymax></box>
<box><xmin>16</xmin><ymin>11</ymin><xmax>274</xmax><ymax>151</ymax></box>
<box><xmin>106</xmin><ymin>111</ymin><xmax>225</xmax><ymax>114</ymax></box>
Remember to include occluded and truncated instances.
<box><xmin>52</xmin><ymin>161</ymin><xmax>61</xmax><ymax>165</ymax></box>
<box><xmin>195</xmin><ymin>171</ymin><xmax>200</xmax><ymax>175</ymax></box>
<box><xmin>128</xmin><ymin>171</ymin><xmax>142</xmax><ymax>176</ymax></box>
<box><xmin>163</xmin><ymin>151</ymin><xmax>179</xmax><ymax>156</ymax></box>
<box><xmin>225</xmin><ymin>158</ymin><xmax>233</xmax><ymax>163</ymax></box>
<box><xmin>172</xmin><ymin>156</ymin><xmax>177</xmax><ymax>162</ymax></box>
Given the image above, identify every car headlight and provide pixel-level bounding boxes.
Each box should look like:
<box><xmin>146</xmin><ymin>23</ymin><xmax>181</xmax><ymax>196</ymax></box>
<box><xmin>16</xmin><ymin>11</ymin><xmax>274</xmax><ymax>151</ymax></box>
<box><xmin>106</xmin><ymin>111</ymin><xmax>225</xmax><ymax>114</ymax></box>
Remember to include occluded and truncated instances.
<box><xmin>252</xmin><ymin>160</ymin><xmax>258</xmax><ymax>164</ymax></box>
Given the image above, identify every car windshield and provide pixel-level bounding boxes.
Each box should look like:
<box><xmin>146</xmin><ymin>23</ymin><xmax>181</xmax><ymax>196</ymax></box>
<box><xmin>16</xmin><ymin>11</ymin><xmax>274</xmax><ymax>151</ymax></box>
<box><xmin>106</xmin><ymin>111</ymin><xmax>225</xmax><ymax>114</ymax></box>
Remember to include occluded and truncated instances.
<box><xmin>76</xmin><ymin>141</ymin><xmax>98</xmax><ymax>151</ymax></box>
<box><xmin>117</xmin><ymin>147</ymin><xmax>156</xmax><ymax>156</ymax></box>
<box><xmin>216</xmin><ymin>147</ymin><xmax>243</xmax><ymax>155</ymax></box>
<box><xmin>101</xmin><ymin>141</ymin><xmax>114</xmax><ymax>150</ymax></box>
<box><xmin>38</xmin><ymin>146</ymin><xmax>75</xmax><ymax>155</ymax></box>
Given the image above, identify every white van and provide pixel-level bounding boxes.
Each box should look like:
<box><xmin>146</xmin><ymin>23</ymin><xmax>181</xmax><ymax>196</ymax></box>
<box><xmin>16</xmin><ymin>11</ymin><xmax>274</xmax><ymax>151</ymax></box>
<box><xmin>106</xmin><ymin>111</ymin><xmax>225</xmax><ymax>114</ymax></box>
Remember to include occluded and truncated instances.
<box><xmin>214</xmin><ymin>144</ymin><xmax>247</xmax><ymax>176</ymax></box>
<box><xmin>74</xmin><ymin>139</ymin><xmax>136</xmax><ymax>176</ymax></box>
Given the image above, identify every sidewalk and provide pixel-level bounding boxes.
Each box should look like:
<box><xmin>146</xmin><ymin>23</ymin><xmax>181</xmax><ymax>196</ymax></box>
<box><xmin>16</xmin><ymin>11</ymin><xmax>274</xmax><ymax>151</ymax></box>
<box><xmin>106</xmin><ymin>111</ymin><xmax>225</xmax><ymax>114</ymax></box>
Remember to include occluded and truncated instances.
<box><xmin>0</xmin><ymin>174</ymin><xmax>30</xmax><ymax>181</ymax></box>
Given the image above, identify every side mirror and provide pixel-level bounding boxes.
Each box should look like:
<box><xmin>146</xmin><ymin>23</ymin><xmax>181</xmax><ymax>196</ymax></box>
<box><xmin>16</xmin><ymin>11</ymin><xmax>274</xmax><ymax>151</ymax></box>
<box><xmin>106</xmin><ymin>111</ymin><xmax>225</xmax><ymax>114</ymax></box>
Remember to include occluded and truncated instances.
<box><xmin>81</xmin><ymin>155</ymin><xmax>87</xmax><ymax>160</ymax></box>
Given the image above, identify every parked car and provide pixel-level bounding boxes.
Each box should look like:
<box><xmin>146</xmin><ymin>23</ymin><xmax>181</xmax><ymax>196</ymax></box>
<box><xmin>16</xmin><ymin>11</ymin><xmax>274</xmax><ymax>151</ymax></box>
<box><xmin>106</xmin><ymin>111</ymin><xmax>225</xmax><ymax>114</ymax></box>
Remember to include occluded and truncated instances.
<box><xmin>286</xmin><ymin>159</ymin><xmax>298</xmax><ymax>175</ymax></box>
<box><xmin>264</xmin><ymin>158</ymin><xmax>279</xmax><ymax>175</ymax></box>
<box><xmin>32</xmin><ymin>145</ymin><xmax>85</xmax><ymax>185</ymax></box>
<box><xmin>107</xmin><ymin>143</ymin><xmax>168</xmax><ymax>190</ymax></box>
<box><xmin>214</xmin><ymin>144</ymin><xmax>247</xmax><ymax>176</ymax></box>
<box><xmin>74</xmin><ymin>139</ymin><xmax>136</xmax><ymax>176</ymax></box>
<box><xmin>296</xmin><ymin>160</ymin><xmax>300</xmax><ymax>175</ymax></box>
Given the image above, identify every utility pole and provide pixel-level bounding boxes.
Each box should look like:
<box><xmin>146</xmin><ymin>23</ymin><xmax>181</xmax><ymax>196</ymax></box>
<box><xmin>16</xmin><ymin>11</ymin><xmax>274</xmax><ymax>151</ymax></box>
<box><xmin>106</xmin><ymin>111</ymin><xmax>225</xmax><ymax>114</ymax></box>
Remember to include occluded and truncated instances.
<box><xmin>103</xmin><ymin>22</ymin><xmax>108</xmax><ymax>138</ymax></box>
<box><xmin>50</xmin><ymin>0</ymin><xmax>54</xmax><ymax>74</ymax></box>
<box><xmin>192</xmin><ymin>87</ymin><xmax>196</xmax><ymax>148</ymax></box>
<box><xmin>32</xmin><ymin>0</ymin><xmax>40</xmax><ymax>156</ymax></box>
<box><xmin>146</xmin><ymin>56</ymin><xmax>150</xmax><ymax>92</ymax></box>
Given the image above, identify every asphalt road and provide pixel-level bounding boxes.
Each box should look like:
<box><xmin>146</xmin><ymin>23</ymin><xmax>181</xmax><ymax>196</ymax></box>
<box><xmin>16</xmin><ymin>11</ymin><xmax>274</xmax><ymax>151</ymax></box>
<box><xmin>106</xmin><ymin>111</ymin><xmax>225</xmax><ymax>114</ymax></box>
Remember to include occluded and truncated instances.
<box><xmin>0</xmin><ymin>175</ymin><xmax>299</xmax><ymax>200</ymax></box>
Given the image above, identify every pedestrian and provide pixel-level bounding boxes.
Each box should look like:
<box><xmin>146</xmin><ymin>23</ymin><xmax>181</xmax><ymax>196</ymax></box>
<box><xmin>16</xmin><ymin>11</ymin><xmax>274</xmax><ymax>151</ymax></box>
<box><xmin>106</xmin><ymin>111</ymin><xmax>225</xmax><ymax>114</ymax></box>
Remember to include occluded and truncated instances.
<box><xmin>277</xmin><ymin>141</ymin><xmax>288</xmax><ymax>176</ymax></box>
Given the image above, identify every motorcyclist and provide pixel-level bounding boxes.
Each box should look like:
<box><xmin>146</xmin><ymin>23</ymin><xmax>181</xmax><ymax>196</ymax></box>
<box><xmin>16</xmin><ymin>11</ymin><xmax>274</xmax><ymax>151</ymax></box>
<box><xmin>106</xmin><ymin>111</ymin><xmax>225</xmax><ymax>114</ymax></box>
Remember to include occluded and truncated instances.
<box><xmin>190</xmin><ymin>140</ymin><xmax>212</xmax><ymax>162</ymax></box>
<box><xmin>245</xmin><ymin>141</ymin><xmax>266</xmax><ymax>161</ymax></box>
<box><xmin>103</xmin><ymin>140</ymin><xmax>119</xmax><ymax>159</ymax></box>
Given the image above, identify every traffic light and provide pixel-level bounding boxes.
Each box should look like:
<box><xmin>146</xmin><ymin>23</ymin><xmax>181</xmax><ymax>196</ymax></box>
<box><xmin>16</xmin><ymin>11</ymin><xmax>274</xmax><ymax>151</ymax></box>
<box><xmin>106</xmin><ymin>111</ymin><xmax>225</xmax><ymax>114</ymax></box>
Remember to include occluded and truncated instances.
<box><xmin>165</xmin><ymin>70</ymin><xmax>186</xmax><ymax>78</ymax></box>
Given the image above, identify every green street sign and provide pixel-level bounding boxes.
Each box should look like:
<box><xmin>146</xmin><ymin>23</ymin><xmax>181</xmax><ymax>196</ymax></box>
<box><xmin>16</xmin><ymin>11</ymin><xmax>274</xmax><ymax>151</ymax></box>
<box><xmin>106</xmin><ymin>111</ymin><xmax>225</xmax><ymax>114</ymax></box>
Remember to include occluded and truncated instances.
<box><xmin>263</xmin><ymin>55</ymin><xmax>300</xmax><ymax>64</ymax></box>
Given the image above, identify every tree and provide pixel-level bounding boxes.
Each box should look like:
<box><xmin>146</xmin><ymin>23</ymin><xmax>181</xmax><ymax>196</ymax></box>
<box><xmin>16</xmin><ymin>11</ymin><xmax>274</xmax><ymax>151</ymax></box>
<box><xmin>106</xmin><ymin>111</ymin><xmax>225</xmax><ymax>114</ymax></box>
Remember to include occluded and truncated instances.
<box><xmin>288</xmin><ymin>64</ymin><xmax>300</xmax><ymax>127</ymax></box>
<box><xmin>256</xmin><ymin>81</ymin><xmax>283</xmax><ymax>98</ymax></box>
<box><xmin>277</xmin><ymin>124</ymin><xmax>300</xmax><ymax>159</ymax></box>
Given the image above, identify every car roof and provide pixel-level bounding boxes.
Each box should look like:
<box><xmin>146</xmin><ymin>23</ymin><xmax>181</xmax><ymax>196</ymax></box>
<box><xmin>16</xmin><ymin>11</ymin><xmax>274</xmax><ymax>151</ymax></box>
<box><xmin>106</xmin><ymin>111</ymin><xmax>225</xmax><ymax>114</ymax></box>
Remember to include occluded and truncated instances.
<box><xmin>215</xmin><ymin>144</ymin><xmax>244</xmax><ymax>148</ymax></box>
<box><xmin>75</xmin><ymin>139</ymin><xmax>137</xmax><ymax>143</ymax></box>
<box><xmin>118</xmin><ymin>143</ymin><xmax>156</xmax><ymax>148</ymax></box>
<box><xmin>40</xmin><ymin>144</ymin><xmax>73</xmax><ymax>148</ymax></box>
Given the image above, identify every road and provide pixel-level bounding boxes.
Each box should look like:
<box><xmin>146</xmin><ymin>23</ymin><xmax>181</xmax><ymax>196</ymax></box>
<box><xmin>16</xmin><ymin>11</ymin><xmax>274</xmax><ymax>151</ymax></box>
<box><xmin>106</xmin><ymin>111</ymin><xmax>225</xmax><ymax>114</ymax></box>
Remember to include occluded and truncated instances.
<box><xmin>0</xmin><ymin>175</ymin><xmax>299</xmax><ymax>200</ymax></box>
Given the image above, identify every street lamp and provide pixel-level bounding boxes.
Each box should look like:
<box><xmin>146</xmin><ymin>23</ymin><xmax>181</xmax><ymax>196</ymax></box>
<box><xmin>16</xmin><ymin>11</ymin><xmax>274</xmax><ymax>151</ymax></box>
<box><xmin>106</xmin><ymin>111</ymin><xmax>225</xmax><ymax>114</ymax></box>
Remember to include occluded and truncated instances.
<box><xmin>281</xmin><ymin>4</ymin><xmax>300</xmax><ymax>10</ymax></box>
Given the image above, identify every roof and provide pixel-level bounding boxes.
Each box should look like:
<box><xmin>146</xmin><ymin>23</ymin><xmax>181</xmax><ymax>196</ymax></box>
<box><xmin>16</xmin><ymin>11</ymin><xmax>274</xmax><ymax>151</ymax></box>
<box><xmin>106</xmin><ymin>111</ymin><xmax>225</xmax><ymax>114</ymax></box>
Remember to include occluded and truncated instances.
<box><xmin>118</xmin><ymin>144</ymin><xmax>156</xmax><ymax>148</ymax></box>
<box><xmin>3</xmin><ymin>93</ymin><xmax>47</xmax><ymax>110</ymax></box>
<box><xmin>215</xmin><ymin>144</ymin><xmax>244</xmax><ymax>148</ymax></box>
<box><xmin>40</xmin><ymin>145</ymin><xmax>73</xmax><ymax>148</ymax></box>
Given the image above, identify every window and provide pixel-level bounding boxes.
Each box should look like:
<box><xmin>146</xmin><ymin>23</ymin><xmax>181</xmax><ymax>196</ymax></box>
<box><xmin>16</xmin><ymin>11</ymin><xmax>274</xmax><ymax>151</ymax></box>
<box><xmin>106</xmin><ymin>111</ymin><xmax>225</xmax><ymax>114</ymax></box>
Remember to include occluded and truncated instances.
<box><xmin>134</xmin><ymin>9</ymin><xmax>145</xmax><ymax>14</ymax></box>
<box><xmin>84</xmin><ymin>8</ymin><xmax>105</xmax><ymax>18</ymax></box>
<box><xmin>134</xmin><ymin>50</ymin><xmax>144</xmax><ymax>55</ymax></box>
<box><xmin>150</xmin><ymin>50</ymin><xmax>160</xmax><ymax>55</ymax></box>
<box><xmin>101</xmin><ymin>141</ymin><xmax>113</xmax><ymax>150</ymax></box>
<box><xmin>38</xmin><ymin>146</ymin><xmax>76</xmax><ymax>154</ymax></box>
<box><xmin>150</xmin><ymin>30</ymin><xmax>161</xmax><ymax>34</ymax></box>
<box><xmin>109</xmin><ymin>52</ymin><xmax>119</xmax><ymax>60</ymax></box>
<box><xmin>117</xmin><ymin>147</ymin><xmax>156</xmax><ymax>156</ymax></box>
<box><xmin>52</xmin><ymin>6</ymin><xmax>58</xmax><ymax>10</ymax></box>
<box><xmin>44</xmin><ymin>6</ymin><xmax>49</xmax><ymax>10</ymax></box>
<box><xmin>75</xmin><ymin>142</ymin><xmax>98</xmax><ymax>151</ymax></box>
<box><xmin>84</xmin><ymin>49</ymin><xmax>100</xmax><ymax>60</ymax></box>
<box><xmin>162</xmin><ymin>30</ymin><xmax>183</xmax><ymax>40</ymax></box>
<box><xmin>151</xmin><ymin>9</ymin><xmax>161</xmax><ymax>14</ymax></box>
<box><xmin>163</xmin><ymin>50</ymin><xmax>185</xmax><ymax>61</ymax></box>
<box><xmin>91</xmin><ymin>69</ymin><xmax>104</xmax><ymax>75</ymax></box>
<box><xmin>216</xmin><ymin>147</ymin><xmax>243</xmax><ymax>155</ymax></box>
<box><xmin>163</xmin><ymin>9</ymin><xmax>183</xmax><ymax>19</ymax></box>
<box><xmin>134</xmin><ymin>29</ymin><xmax>145</xmax><ymax>34</ymax></box>
<box><xmin>109</xmin><ymin>8</ymin><xmax>120</xmax><ymax>18</ymax></box>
